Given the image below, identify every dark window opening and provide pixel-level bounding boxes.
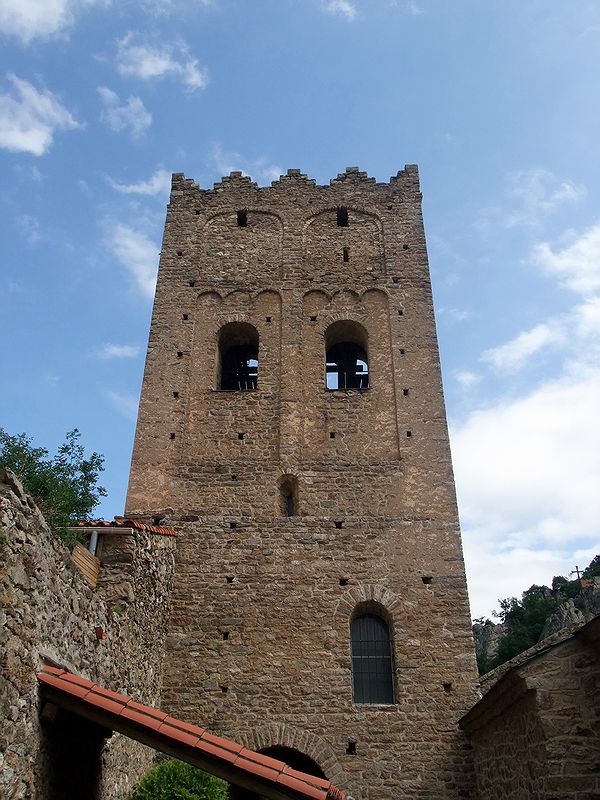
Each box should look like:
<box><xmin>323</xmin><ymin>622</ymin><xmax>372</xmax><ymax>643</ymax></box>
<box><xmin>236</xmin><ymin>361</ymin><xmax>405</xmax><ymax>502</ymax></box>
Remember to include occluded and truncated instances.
<box><xmin>403</xmin><ymin>388</ymin><xmax>409</xmax><ymax>396</ymax></box>
<box><xmin>310</xmin><ymin>315</ymin><xmax>317</xmax><ymax>322</ymax></box>
<box><xmin>177</xmin><ymin>250</ymin><xmax>183</xmax><ymax>257</ymax></box>
<box><xmin>188</xmin><ymin>280</ymin><xmax>196</xmax><ymax>287</ymax></box>
<box><xmin>169</xmin><ymin>433</ymin><xmax>175</xmax><ymax>440</ymax></box>
<box><xmin>339</xmin><ymin>577</ymin><xmax>349</xmax><ymax>586</ymax></box>
<box><xmin>220</xmin><ymin>685</ymin><xmax>228</xmax><ymax>693</ymax></box>
<box><xmin>399</xmin><ymin>348</ymin><xmax>405</xmax><ymax>355</ymax></box>
<box><xmin>237</xmin><ymin>210</ymin><xmax>247</xmax><ymax>227</ymax></box>
<box><xmin>218</xmin><ymin>322</ymin><xmax>259</xmax><ymax>391</ymax></box>
<box><xmin>337</xmin><ymin>207</ymin><xmax>349</xmax><ymax>227</ymax></box>
<box><xmin>325</xmin><ymin>320</ymin><xmax>369</xmax><ymax>390</ymax></box>
<box><xmin>334</xmin><ymin>520</ymin><xmax>343</xmax><ymax>529</ymax></box>
<box><xmin>351</xmin><ymin>612</ymin><xmax>394</xmax><ymax>705</ymax></box>
<box><xmin>392</xmin><ymin>278</ymin><xmax>399</xmax><ymax>284</ymax></box>
<box><xmin>230</xmin><ymin>521</ymin><xmax>237</xmax><ymax>529</ymax></box>
<box><xmin>280</xmin><ymin>475</ymin><xmax>298</xmax><ymax>517</ymax></box>
<box><xmin>329</xmin><ymin>432</ymin><xmax>336</xmax><ymax>439</ymax></box>
<box><xmin>343</xmin><ymin>247</ymin><xmax>350</xmax><ymax>262</ymax></box>
<box><xmin>226</xmin><ymin>575</ymin><xmax>235</xmax><ymax>583</ymax></box>
<box><xmin>398</xmin><ymin>309</ymin><xmax>404</xmax><ymax>316</ymax></box>
<box><xmin>266</xmin><ymin>316</ymin><xmax>272</xmax><ymax>323</ymax></box>
<box><xmin>173</xmin><ymin>391</ymin><xmax>179</xmax><ymax>398</ymax></box>
<box><xmin>183</xmin><ymin>313</ymin><xmax>189</xmax><ymax>320</ymax></box>
<box><xmin>406</xmin><ymin>430</ymin><xmax>412</xmax><ymax>438</ymax></box>
<box><xmin>222</xmin><ymin>631</ymin><xmax>230</xmax><ymax>640</ymax></box>
<box><xmin>403</xmin><ymin>244</ymin><xmax>409</xmax><ymax>250</ymax></box>
<box><xmin>443</xmin><ymin>682</ymin><xmax>452</xmax><ymax>694</ymax></box>
<box><xmin>326</xmin><ymin>343</ymin><xmax>368</xmax><ymax>390</ymax></box>
<box><xmin>177</xmin><ymin>351</ymin><xmax>183</xmax><ymax>358</ymax></box>
<box><xmin>238</xmin><ymin>432</ymin><xmax>245</xmax><ymax>440</ymax></box>
<box><xmin>346</xmin><ymin>741</ymin><xmax>357</xmax><ymax>755</ymax></box>
<box><xmin>422</xmin><ymin>576</ymin><xmax>433</xmax><ymax>585</ymax></box>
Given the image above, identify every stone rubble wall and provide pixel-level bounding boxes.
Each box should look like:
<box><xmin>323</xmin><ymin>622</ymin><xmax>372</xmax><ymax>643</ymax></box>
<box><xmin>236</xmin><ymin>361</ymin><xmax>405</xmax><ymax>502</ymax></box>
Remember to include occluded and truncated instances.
<box><xmin>0</xmin><ymin>469</ymin><xmax>176</xmax><ymax>799</ymax></box>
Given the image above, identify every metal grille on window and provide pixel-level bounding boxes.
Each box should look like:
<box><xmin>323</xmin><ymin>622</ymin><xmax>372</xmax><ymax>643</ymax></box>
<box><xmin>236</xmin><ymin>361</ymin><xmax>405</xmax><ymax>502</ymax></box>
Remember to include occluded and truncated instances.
<box><xmin>326</xmin><ymin>342</ymin><xmax>369</xmax><ymax>390</ymax></box>
<box><xmin>220</xmin><ymin>346</ymin><xmax>258</xmax><ymax>391</ymax></box>
<box><xmin>351</xmin><ymin>613</ymin><xmax>394</xmax><ymax>704</ymax></box>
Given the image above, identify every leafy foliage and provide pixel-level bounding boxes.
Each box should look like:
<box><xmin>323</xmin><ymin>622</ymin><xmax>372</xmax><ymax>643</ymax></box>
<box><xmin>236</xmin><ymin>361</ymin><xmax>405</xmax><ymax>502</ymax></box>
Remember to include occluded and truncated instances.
<box><xmin>127</xmin><ymin>760</ymin><xmax>228</xmax><ymax>800</ymax></box>
<box><xmin>475</xmin><ymin>554</ymin><xmax>599</xmax><ymax>675</ymax></box>
<box><xmin>493</xmin><ymin>586</ymin><xmax>558</xmax><ymax>665</ymax></box>
<box><xmin>0</xmin><ymin>428</ymin><xmax>106</xmax><ymax>546</ymax></box>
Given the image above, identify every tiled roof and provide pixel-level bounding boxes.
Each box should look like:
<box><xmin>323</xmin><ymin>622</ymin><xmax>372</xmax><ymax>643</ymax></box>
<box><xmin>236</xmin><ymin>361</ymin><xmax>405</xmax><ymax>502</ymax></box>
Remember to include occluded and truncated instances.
<box><xmin>38</xmin><ymin>667</ymin><xmax>346</xmax><ymax>800</ymax></box>
<box><xmin>75</xmin><ymin>518</ymin><xmax>177</xmax><ymax>537</ymax></box>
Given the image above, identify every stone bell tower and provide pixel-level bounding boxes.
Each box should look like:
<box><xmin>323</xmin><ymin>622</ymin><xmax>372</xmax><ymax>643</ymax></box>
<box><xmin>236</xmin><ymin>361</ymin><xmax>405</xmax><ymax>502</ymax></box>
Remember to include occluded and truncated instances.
<box><xmin>126</xmin><ymin>166</ymin><xmax>478</xmax><ymax>799</ymax></box>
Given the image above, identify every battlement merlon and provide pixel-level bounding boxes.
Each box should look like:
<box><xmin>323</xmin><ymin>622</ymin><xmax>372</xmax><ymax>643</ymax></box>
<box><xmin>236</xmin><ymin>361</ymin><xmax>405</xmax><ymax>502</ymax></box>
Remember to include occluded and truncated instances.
<box><xmin>168</xmin><ymin>165</ymin><xmax>422</xmax><ymax>211</ymax></box>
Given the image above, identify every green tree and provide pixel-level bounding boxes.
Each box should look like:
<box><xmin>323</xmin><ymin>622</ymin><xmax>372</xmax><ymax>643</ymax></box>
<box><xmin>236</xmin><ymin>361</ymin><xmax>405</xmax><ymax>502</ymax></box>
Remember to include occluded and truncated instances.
<box><xmin>127</xmin><ymin>760</ymin><xmax>228</xmax><ymax>800</ymax></box>
<box><xmin>493</xmin><ymin>585</ymin><xmax>558</xmax><ymax>665</ymax></box>
<box><xmin>0</xmin><ymin>428</ymin><xmax>106</xmax><ymax>546</ymax></box>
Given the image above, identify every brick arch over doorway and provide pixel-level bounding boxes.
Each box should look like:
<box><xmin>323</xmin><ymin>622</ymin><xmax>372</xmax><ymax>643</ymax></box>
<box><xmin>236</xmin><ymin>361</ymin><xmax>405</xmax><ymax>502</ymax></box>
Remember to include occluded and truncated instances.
<box><xmin>239</xmin><ymin>724</ymin><xmax>347</xmax><ymax>787</ymax></box>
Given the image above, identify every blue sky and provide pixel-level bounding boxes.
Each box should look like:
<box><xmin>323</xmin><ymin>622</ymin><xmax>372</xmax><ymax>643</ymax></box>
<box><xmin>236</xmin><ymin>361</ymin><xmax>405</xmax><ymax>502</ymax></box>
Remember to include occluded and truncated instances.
<box><xmin>1</xmin><ymin>0</ymin><xmax>599</xmax><ymax>618</ymax></box>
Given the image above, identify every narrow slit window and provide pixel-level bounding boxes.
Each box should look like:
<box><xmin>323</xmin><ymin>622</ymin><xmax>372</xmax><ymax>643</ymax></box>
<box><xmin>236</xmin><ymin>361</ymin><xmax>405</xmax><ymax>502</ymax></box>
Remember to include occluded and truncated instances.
<box><xmin>343</xmin><ymin>247</ymin><xmax>350</xmax><ymax>262</ymax></box>
<box><xmin>237</xmin><ymin>210</ymin><xmax>247</xmax><ymax>227</ymax></box>
<box><xmin>280</xmin><ymin>475</ymin><xmax>298</xmax><ymax>517</ymax></box>
<box><xmin>337</xmin><ymin>207</ymin><xmax>349</xmax><ymax>227</ymax></box>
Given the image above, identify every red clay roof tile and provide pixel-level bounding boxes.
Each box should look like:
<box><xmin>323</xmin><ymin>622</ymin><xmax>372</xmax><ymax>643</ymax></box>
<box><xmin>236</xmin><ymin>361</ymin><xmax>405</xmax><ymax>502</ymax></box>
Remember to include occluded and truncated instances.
<box><xmin>277</xmin><ymin>773</ymin><xmax>328</xmax><ymax>800</ymax></box>
<box><xmin>238</xmin><ymin>747</ymin><xmax>287</xmax><ymax>771</ymax></box>
<box><xmin>37</xmin><ymin>666</ymin><xmax>347</xmax><ymax>800</ymax></box>
<box><xmin>282</xmin><ymin>766</ymin><xmax>331</xmax><ymax>789</ymax></box>
<box><xmin>202</xmin><ymin>731</ymin><xmax>244</xmax><ymax>755</ymax></box>
<box><xmin>156</xmin><ymin>722</ymin><xmax>201</xmax><ymax>749</ymax></box>
<box><xmin>85</xmin><ymin>693</ymin><xmax>126</xmax><ymax>716</ymax></box>
<box><xmin>161</xmin><ymin>715</ymin><xmax>206</xmax><ymax>737</ymax></box>
<box><xmin>233</xmin><ymin>757</ymin><xmax>280</xmax><ymax>782</ymax></box>
<box><xmin>121</xmin><ymin>706</ymin><xmax>165</xmax><ymax>731</ymax></box>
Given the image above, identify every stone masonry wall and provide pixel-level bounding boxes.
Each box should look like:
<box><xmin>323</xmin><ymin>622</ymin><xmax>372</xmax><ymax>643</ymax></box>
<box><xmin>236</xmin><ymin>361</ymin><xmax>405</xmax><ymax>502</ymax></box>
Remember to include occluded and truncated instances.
<box><xmin>0</xmin><ymin>469</ymin><xmax>176</xmax><ymax>799</ymax></box>
<box><xmin>461</xmin><ymin>617</ymin><xmax>600</xmax><ymax>800</ymax></box>
<box><xmin>126</xmin><ymin>166</ymin><xmax>479</xmax><ymax>800</ymax></box>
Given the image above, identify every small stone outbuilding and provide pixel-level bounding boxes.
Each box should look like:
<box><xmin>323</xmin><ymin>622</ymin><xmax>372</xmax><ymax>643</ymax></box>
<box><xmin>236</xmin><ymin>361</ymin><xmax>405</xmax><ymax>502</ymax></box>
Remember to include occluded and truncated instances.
<box><xmin>460</xmin><ymin>615</ymin><xmax>600</xmax><ymax>800</ymax></box>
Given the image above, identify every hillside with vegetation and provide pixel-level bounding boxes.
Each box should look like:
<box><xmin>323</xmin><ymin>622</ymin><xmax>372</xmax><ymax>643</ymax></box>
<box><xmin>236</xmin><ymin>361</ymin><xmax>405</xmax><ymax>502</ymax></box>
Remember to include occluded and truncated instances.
<box><xmin>473</xmin><ymin>555</ymin><xmax>600</xmax><ymax>675</ymax></box>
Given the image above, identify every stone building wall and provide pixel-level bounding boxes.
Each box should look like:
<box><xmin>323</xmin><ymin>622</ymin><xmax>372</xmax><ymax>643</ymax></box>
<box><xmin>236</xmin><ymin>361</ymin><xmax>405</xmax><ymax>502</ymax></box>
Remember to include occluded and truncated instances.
<box><xmin>461</xmin><ymin>616</ymin><xmax>600</xmax><ymax>800</ymax></box>
<box><xmin>127</xmin><ymin>167</ymin><xmax>479</xmax><ymax>800</ymax></box>
<box><xmin>0</xmin><ymin>469</ymin><xmax>176</xmax><ymax>799</ymax></box>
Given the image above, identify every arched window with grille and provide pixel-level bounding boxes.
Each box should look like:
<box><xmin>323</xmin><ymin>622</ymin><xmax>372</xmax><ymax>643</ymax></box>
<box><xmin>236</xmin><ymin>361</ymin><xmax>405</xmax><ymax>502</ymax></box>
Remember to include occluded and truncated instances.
<box><xmin>218</xmin><ymin>322</ymin><xmax>259</xmax><ymax>391</ymax></box>
<box><xmin>350</xmin><ymin>609</ymin><xmax>394</xmax><ymax>704</ymax></box>
<box><xmin>324</xmin><ymin>320</ymin><xmax>369</xmax><ymax>390</ymax></box>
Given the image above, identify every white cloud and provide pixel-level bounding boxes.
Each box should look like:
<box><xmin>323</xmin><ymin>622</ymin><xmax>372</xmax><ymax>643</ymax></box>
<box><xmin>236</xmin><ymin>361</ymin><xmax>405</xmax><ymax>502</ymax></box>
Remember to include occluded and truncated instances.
<box><xmin>115</xmin><ymin>33</ymin><xmax>209</xmax><ymax>91</ymax></box>
<box><xmin>323</xmin><ymin>1</ymin><xmax>356</xmax><ymax>21</ymax></box>
<box><xmin>98</xmin><ymin>343</ymin><xmax>140</xmax><ymax>359</ymax></box>
<box><xmin>0</xmin><ymin>0</ymin><xmax>108</xmax><ymax>43</ymax></box>
<box><xmin>453</xmin><ymin>369</ymin><xmax>600</xmax><ymax>617</ymax></box>
<box><xmin>0</xmin><ymin>74</ymin><xmax>82</xmax><ymax>156</ymax></box>
<box><xmin>532</xmin><ymin>221</ymin><xmax>600</xmax><ymax>295</ymax></box>
<box><xmin>98</xmin><ymin>86</ymin><xmax>151</xmax><ymax>138</ymax></box>
<box><xmin>454</xmin><ymin>370</ymin><xmax>481</xmax><ymax>391</ymax></box>
<box><xmin>107</xmin><ymin>223</ymin><xmax>159</xmax><ymax>297</ymax></box>
<box><xmin>483</xmin><ymin>322</ymin><xmax>564</xmax><ymax>373</ymax></box>
<box><xmin>105</xmin><ymin>389</ymin><xmax>138</xmax><ymax>419</ymax></box>
<box><xmin>108</xmin><ymin>168</ymin><xmax>171</xmax><ymax>196</ymax></box>
<box><xmin>17</xmin><ymin>213</ymin><xmax>41</xmax><ymax>245</ymax></box>
<box><xmin>210</xmin><ymin>143</ymin><xmax>282</xmax><ymax>186</ymax></box>
<box><xmin>478</xmin><ymin>169</ymin><xmax>585</xmax><ymax>232</ymax></box>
